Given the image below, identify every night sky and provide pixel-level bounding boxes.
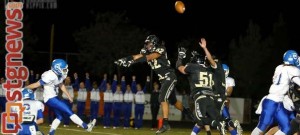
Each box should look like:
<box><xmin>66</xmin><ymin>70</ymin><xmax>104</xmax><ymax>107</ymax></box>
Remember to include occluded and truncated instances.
<box><xmin>24</xmin><ymin>1</ymin><xmax>300</xmax><ymax>58</ymax></box>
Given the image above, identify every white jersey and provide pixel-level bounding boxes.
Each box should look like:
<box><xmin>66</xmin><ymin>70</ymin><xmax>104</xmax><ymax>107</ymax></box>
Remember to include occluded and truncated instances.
<box><xmin>34</xmin><ymin>87</ymin><xmax>44</xmax><ymax>102</ymax></box>
<box><xmin>267</xmin><ymin>65</ymin><xmax>300</xmax><ymax>102</ymax></box>
<box><xmin>104</xmin><ymin>90</ymin><xmax>113</xmax><ymax>102</ymax></box>
<box><xmin>0</xmin><ymin>83</ymin><xmax>5</xmax><ymax>97</ymax></box>
<box><xmin>113</xmin><ymin>90</ymin><xmax>123</xmax><ymax>102</ymax></box>
<box><xmin>62</xmin><ymin>85</ymin><xmax>74</xmax><ymax>100</ymax></box>
<box><xmin>226</xmin><ymin>77</ymin><xmax>235</xmax><ymax>90</ymax></box>
<box><xmin>22</xmin><ymin>100</ymin><xmax>44</xmax><ymax>123</ymax></box>
<box><xmin>41</xmin><ymin>70</ymin><xmax>66</xmax><ymax>102</ymax></box>
<box><xmin>77</xmin><ymin>88</ymin><xmax>87</xmax><ymax>102</ymax></box>
<box><xmin>135</xmin><ymin>91</ymin><xmax>145</xmax><ymax>104</ymax></box>
<box><xmin>124</xmin><ymin>91</ymin><xmax>134</xmax><ymax>103</ymax></box>
<box><xmin>11</xmin><ymin>100</ymin><xmax>44</xmax><ymax>123</ymax></box>
<box><xmin>90</xmin><ymin>88</ymin><xmax>100</xmax><ymax>101</ymax></box>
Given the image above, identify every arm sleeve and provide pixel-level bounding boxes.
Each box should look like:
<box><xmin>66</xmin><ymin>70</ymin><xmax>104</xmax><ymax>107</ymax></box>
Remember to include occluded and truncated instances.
<box><xmin>143</xmin><ymin>81</ymin><xmax>149</xmax><ymax>93</ymax></box>
<box><xmin>85</xmin><ymin>78</ymin><xmax>92</xmax><ymax>91</ymax></box>
<box><xmin>121</xmin><ymin>80</ymin><xmax>126</xmax><ymax>94</ymax></box>
<box><xmin>99</xmin><ymin>79</ymin><xmax>107</xmax><ymax>92</ymax></box>
<box><xmin>37</xmin><ymin>109</ymin><xmax>43</xmax><ymax>119</ymax></box>
<box><xmin>131</xmin><ymin>80</ymin><xmax>137</xmax><ymax>93</ymax></box>
<box><xmin>112</xmin><ymin>80</ymin><xmax>117</xmax><ymax>93</ymax></box>
<box><xmin>184</xmin><ymin>63</ymin><xmax>193</xmax><ymax>74</ymax></box>
<box><xmin>72</xmin><ymin>77</ymin><xmax>79</xmax><ymax>90</ymax></box>
<box><xmin>39</xmin><ymin>79</ymin><xmax>46</xmax><ymax>86</ymax></box>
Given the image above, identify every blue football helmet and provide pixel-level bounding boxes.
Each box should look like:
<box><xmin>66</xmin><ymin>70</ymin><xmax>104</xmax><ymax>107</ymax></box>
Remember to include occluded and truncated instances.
<box><xmin>283</xmin><ymin>50</ymin><xmax>299</xmax><ymax>66</ymax></box>
<box><xmin>222</xmin><ymin>64</ymin><xmax>229</xmax><ymax>77</ymax></box>
<box><xmin>297</xmin><ymin>56</ymin><xmax>300</xmax><ymax>69</ymax></box>
<box><xmin>22</xmin><ymin>88</ymin><xmax>34</xmax><ymax>100</ymax></box>
<box><xmin>51</xmin><ymin>59</ymin><xmax>68</xmax><ymax>76</ymax></box>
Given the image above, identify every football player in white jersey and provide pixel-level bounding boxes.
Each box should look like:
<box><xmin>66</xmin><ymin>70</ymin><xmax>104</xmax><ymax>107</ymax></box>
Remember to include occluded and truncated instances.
<box><xmin>251</xmin><ymin>50</ymin><xmax>300</xmax><ymax>135</ymax></box>
<box><xmin>18</xmin><ymin>88</ymin><xmax>44</xmax><ymax>135</ymax></box>
<box><xmin>25</xmin><ymin>59</ymin><xmax>96</xmax><ymax>135</ymax></box>
<box><xmin>222</xmin><ymin>64</ymin><xmax>243</xmax><ymax>135</ymax></box>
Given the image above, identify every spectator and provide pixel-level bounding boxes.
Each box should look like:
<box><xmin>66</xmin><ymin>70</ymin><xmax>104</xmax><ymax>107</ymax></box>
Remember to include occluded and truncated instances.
<box><xmin>150</xmin><ymin>81</ymin><xmax>160</xmax><ymax>130</ymax></box>
<box><xmin>122</xmin><ymin>76</ymin><xmax>134</xmax><ymax>129</ymax></box>
<box><xmin>77</xmin><ymin>82</ymin><xmax>87</xmax><ymax>124</ymax></box>
<box><xmin>133</xmin><ymin>76</ymin><xmax>148</xmax><ymax>129</ymax></box>
<box><xmin>90</xmin><ymin>81</ymin><xmax>100</xmax><ymax>124</ymax></box>
<box><xmin>112</xmin><ymin>75</ymin><xmax>123</xmax><ymax>129</ymax></box>
<box><xmin>103</xmin><ymin>76</ymin><xmax>114</xmax><ymax>129</ymax></box>
<box><xmin>62</xmin><ymin>75</ymin><xmax>77</xmax><ymax>127</ymax></box>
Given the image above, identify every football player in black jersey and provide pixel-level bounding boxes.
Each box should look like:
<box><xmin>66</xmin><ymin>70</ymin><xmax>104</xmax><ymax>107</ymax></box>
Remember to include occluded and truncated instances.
<box><xmin>115</xmin><ymin>35</ymin><xmax>193</xmax><ymax>134</ymax></box>
<box><xmin>176</xmin><ymin>38</ymin><xmax>226</xmax><ymax>135</ymax></box>
<box><xmin>287</xmin><ymin>83</ymin><xmax>300</xmax><ymax>135</ymax></box>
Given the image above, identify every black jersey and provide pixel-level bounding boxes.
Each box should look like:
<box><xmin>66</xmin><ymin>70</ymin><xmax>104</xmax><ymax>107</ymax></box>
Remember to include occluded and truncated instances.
<box><xmin>212</xmin><ymin>61</ymin><xmax>226</xmax><ymax>96</ymax></box>
<box><xmin>184</xmin><ymin>63</ymin><xmax>214</xmax><ymax>96</ymax></box>
<box><xmin>142</xmin><ymin>46</ymin><xmax>174</xmax><ymax>78</ymax></box>
<box><xmin>288</xmin><ymin>83</ymin><xmax>300</xmax><ymax>113</ymax></box>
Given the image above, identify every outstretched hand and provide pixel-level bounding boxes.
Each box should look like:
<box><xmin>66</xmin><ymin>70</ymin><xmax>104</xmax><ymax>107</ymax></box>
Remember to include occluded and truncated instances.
<box><xmin>114</xmin><ymin>57</ymin><xmax>132</xmax><ymax>67</ymax></box>
<box><xmin>199</xmin><ymin>38</ymin><xmax>207</xmax><ymax>48</ymax></box>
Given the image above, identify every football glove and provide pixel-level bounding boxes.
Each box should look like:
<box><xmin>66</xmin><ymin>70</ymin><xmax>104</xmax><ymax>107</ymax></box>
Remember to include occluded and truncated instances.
<box><xmin>114</xmin><ymin>57</ymin><xmax>133</xmax><ymax>67</ymax></box>
<box><xmin>178</xmin><ymin>47</ymin><xmax>187</xmax><ymax>59</ymax></box>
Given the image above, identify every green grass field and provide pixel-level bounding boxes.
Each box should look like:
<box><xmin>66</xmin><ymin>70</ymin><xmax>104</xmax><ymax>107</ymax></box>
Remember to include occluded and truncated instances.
<box><xmin>39</xmin><ymin>124</ymin><xmax>252</xmax><ymax>135</ymax></box>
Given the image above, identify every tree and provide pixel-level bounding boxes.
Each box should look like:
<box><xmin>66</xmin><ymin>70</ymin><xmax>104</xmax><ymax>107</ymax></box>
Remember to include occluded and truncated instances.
<box><xmin>228</xmin><ymin>21</ymin><xmax>272</xmax><ymax>98</ymax></box>
<box><xmin>228</xmin><ymin>15</ymin><xmax>289</xmax><ymax>99</ymax></box>
<box><xmin>74</xmin><ymin>12</ymin><xmax>149</xmax><ymax>76</ymax></box>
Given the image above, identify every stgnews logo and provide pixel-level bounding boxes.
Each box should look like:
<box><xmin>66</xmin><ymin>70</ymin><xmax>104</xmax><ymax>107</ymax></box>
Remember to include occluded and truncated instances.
<box><xmin>1</xmin><ymin>0</ymin><xmax>29</xmax><ymax>134</ymax></box>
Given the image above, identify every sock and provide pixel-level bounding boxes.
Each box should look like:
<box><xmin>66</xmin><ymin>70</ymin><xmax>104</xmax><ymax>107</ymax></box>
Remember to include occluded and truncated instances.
<box><xmin>230</xmin><ymin>129</ymin><xmax>238</xmax><ymax>135</ymax></box>
<box><xmin>49</xmin><ymin>119</ymin><xmax>61</xmax><ymax>135</ymax></box>
<box><xmin>163</xmin><ymin>118</ymin><xmax>169</xmax><ymax>125</ymax></box>
<box><xmin>251</xmin><ymin>127</ymin><xmax>262</xmax><ymax>135</ymax></box>
<box><xmin>206</xmin><ymin>131</ymin><xmax>211</xmax><ymax>135</ymax></box>
<box><xmin>70</xmin><ymin>114</ymin><xmax>87</xmax><ymax>129</ymax></box>
<box><xmin>274</xmin><ymin>130</ymin><xmax>285</xmax><ymax>135</ymax></box>
<box><xmin>49</xmin><ymin>130</ymin><xmax>55</xmax><ymax>135</ymax></box>
<box><xmin>192</xmin><ymin>125</ymin><xmax>201</xmax><ymax>134</ymax></box>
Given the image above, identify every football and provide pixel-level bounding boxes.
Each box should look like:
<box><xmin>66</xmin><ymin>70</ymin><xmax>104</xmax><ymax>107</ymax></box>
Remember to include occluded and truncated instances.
<box><xmin>175</xmin><ymin>1</ymin><xmax>185</xmax><ymax>14</ymax></box>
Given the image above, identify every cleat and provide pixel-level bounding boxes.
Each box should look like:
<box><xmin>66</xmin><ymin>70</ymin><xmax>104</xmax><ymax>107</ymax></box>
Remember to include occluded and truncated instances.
<box><xmin>86</xmin><ymin>119</ymin><xmax>96</xmax><ymax>132</ymax></box>
<box><xmin>217</xmin><ymin>121</ymin><xmax>226</xmax><ymax>135</ymax></box>
<box><xmin>156</xmin><ymin>124</ymin><xmax>170</xmax><ymax>134</ymax></box>
<box><xmin>234</xmin><ymin>120</ymin><xmax>243</xmax><ymax>135</ymax></box>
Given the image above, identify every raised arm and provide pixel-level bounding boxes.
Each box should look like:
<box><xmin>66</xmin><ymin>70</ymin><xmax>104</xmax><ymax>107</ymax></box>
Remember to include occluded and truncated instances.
<box><xmin>99</xmin><ymin>73</ymin><xmax>107</xmax><ymax>92</ymax></box>
<box><xmin>143</xmin><ymin>76</ymin><xmax>150</xmax><ymax>93</ymax></box>
<box><xmin>176</xmin><ymin>47</ymin><xmax>188</xmax><ymax>74</ymax></box>
<box><xmin>85</xmin><ymin>72</ymin><xmax>92</xmax><ymax>91</ymax></box>
<box><xmin>199</xmin><ymin>38</ymin><xmax>216</xmax><ymax>68</ymax></box>
<box><xmin>131</xmin><ymin>76</ymin><xmax>137</xmax><ymax>93</ymax></box>
<box><xmin>121</xmin><ymin>76</ymin><xmax>126</xmax><ymax>93</ymax></box>
<box><xmin>112</xmin><ymin>74</ymin><xmax>117</xmax><ymax>93</ymax></box>
<box><xmin>72</xmin><ymin>73</ymin><xmax>79</xmax><ymax>90</ymax></box>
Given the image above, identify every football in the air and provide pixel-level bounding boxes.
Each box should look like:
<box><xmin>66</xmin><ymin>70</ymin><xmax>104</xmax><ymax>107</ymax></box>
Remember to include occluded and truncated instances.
<box><xmin>175</xmin><ymin>1</ymin><xmax>185</xmax><ymax>14</ymax></box>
